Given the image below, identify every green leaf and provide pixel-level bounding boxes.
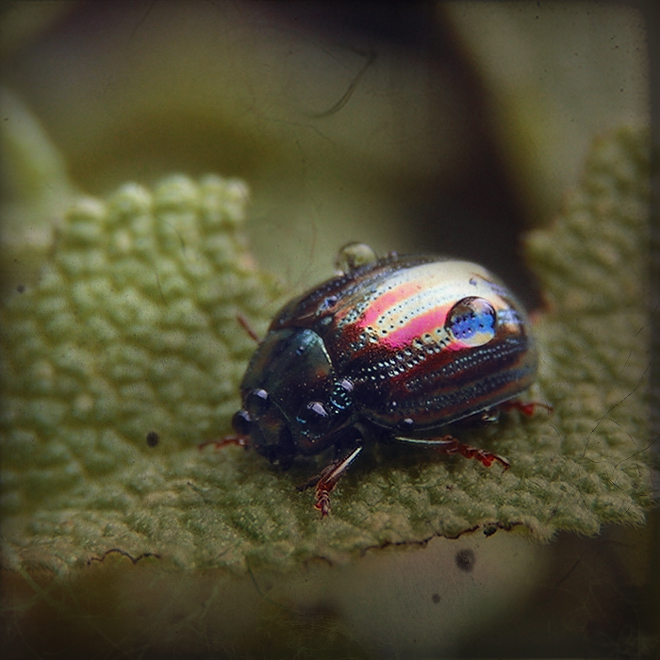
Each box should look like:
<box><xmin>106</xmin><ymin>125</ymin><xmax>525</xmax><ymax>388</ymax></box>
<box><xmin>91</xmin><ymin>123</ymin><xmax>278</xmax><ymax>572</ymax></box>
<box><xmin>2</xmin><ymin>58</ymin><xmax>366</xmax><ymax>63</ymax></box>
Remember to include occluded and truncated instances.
<box><xmin>0</xmin><ymin>126</ymin><xmax>655</xmax><ymax>578</ymax></box>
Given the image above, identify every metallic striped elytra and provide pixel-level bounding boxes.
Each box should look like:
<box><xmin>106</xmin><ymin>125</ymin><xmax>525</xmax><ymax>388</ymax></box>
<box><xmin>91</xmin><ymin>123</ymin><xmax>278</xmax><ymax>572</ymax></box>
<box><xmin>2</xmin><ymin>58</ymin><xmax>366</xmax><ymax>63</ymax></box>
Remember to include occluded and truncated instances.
<box><xmin>230</xmin><ymin>245</ymin><xmax>540</xmax><ymax>515</ymax></box>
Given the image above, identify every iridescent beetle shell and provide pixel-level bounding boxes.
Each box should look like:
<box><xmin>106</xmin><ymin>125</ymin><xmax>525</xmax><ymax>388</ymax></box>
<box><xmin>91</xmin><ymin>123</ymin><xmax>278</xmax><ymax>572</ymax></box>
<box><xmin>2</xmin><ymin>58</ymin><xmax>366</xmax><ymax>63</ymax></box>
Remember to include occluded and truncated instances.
<box><xmin>231</xmin><ymin>246</ymin><xmax>539</xmax><ymax>514</ymax></box>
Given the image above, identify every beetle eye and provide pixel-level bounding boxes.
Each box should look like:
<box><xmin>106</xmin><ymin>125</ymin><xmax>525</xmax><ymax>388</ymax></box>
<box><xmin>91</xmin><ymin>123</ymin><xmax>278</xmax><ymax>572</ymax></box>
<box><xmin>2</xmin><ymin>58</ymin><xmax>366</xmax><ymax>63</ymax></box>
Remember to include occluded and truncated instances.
<box><xmin>246</xmin><ymin>388</ymin><xmax>270</xmax><ymax>417</ymax></box>
<box><xmin>447</xmin><ymin>297</ymin><xmax>497</xmax><ymax>347</ymax></box>
<box><xmin>232</xmin><ymin>409</ymin><xmax>252</xmax><ymax>436</ymax></box>
<box><xmin>297</xmin><ymin>401</ymin><xmax>330</xmax><ymax>427</ymax></box>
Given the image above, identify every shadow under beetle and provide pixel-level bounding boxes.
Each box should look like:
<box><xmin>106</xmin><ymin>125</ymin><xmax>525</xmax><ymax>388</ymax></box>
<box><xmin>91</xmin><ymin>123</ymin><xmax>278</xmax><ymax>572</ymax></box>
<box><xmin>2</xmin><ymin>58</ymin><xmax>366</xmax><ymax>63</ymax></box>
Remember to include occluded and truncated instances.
<box><xmin>221</xmin><ymin>244</ymin><xmax>547</xmax><ymax>516</ymax></box>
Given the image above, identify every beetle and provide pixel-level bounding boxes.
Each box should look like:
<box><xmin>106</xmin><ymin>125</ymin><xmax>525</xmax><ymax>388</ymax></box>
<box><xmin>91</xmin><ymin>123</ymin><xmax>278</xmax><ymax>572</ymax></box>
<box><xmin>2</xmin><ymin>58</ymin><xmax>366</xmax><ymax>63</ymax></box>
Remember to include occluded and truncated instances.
<box><xmin>228</xmin><ymin>244</ymin><xmax>541</xmax><ymax>516</ymax></box>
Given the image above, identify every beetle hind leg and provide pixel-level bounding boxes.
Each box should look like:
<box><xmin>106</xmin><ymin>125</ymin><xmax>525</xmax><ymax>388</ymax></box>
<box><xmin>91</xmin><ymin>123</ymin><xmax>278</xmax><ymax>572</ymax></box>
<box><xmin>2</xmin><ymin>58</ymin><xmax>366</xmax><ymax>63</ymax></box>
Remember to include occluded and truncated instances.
<box><xmin>395</xmin><ymin>434</ymin><xmax>509</xmax><ymax>470</ymax></box>
<box><xmin>298</xmin><ymin>445</ymin><xmax>363</xmax><ymax>516</ymax></box>
<box><xmin>433</xmin><ymin>435</ymin><xmax>510</xmax><ymax>469</ymax></box>
<box><xmin>500</xmin><ymin>400</ymin><xmax>553</xmax><ymax>417</ymax></box>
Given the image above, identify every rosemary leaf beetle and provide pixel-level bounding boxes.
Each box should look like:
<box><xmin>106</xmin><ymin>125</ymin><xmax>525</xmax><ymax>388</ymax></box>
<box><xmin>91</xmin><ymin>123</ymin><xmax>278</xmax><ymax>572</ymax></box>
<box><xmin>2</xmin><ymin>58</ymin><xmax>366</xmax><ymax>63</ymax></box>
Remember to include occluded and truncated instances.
<box><xmin>228</xmin><ymin>244</ymin><xmax>541</xmax><ymax>516</ymax></box>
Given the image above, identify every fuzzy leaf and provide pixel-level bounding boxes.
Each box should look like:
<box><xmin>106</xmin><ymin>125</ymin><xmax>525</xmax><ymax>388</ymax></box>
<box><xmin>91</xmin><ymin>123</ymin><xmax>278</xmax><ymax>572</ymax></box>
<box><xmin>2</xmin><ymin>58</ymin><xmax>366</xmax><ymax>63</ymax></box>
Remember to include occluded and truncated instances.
<box><xmin>0</xmin><ymin>127</ymin><xmax>654</xmax><ymax>576</ymax></box>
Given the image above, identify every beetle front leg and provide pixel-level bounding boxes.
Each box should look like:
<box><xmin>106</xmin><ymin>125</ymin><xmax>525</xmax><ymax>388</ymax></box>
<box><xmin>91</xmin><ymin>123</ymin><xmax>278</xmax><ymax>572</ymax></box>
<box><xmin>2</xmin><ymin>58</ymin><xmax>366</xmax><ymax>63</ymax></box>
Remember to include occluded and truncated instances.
<box><xmin>298</xmin><ymin>445</ymin><xmax>363</xmax><ymax>516</ymax></box>
<box><xmin>198</xmin><ymin>435</ymin><xmax>249</xmax><ymax>451</ymax></box>
<box><xmin>395</xmin><ymin>435</ymin><xmax>509</xmax><ymax>470</ymax></box>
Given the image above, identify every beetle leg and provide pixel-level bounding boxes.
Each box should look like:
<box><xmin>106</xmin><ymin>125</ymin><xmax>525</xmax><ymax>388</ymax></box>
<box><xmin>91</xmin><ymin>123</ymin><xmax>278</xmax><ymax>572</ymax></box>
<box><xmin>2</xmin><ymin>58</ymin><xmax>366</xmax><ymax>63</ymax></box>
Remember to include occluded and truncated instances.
<box><xmin>315</xmin><ymin>446</ymin><xmax>364</xmax><ymax>516</ymax></box>
<box><xmin>236</xmin><ymin>312</ymin><xmax>260</xmax><ymax>343</ymax></box>
<box><xmin>299</xmin><ymin>445</ymin><xmax>364</xmax><ymax>516</ymax></box>
<box><xmin>395</xmin><ymin>434</ymin><xmax>509</xmax><ymax>470</ymax></box>
<box><xmin>500</xmin><ymin>400</ymin><xmax>553</xmax><ymax>417</ymax></box>
<box><xmin>434</xmin><ymin>436</ymin><xmax>510</xmax><ymax>469</ymax></box>
<box><xmin>198</xmin><ymin>435</ymin><xmax>249</xmax><ymax>451</ymax></box>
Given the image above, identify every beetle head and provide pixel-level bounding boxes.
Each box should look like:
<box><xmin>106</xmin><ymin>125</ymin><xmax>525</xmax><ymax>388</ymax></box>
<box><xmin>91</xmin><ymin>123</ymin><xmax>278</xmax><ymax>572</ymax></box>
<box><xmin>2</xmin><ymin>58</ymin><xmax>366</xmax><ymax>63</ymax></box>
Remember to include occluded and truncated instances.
<box><xmin>233</xmin><ymin>328</ymin><xmax>354</xmax><ymax>467</ymax></box>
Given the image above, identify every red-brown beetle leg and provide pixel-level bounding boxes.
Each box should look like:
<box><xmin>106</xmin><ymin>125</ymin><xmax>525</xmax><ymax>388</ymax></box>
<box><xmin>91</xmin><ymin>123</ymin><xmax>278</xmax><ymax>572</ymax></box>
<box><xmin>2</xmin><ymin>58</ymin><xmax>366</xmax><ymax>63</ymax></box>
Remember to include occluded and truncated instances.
<box><xmin>237</xmin><ymin>313</ymin><xmax>261</xmax><ymax>343</ymax></box>
<box><xmin>394</xmin><ymin>434</ymin><xmax>509</xmax><ymax>470</ymax></box>
<box><xmin>198</xmin><ymin>435</ymin><xmax>249</xmax><ymax>451</ymax></box>
<box><xmin>432</xmin><ymin>435</ymin><xmax>510</xmax><ymax>470</ymax></box>
<box><xmin>305</xmin><ymin>446</ymin><xmax>363</xmax><ymax>517</ymax></box>
<box><xmin>500</xmin><ymin>400</ymin><xmax>553</xmax><ymax>417</ymax></box>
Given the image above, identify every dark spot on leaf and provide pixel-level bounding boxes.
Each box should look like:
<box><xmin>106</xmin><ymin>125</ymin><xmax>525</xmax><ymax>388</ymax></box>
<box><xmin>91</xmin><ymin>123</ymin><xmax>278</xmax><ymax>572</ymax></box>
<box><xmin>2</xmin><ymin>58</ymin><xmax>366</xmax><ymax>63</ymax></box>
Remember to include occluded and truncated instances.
<box><xmin>16</xmin><ymin>284</ymin><xmax>25</xmax><ymax>293</ymax></box>
<box><xmin>455</xmin><ymin>548</ymin><xmax>475</xmax><ymax>572</ymax></box>
<box><xmin>431</xmin><ymin>593</ymin><xmax>440</xmax><ymax>604</ymax></box>
<box><xmin>146</xmin><ymin>431</ymin><xmax>160</xmax><ymax>447</ymax></box>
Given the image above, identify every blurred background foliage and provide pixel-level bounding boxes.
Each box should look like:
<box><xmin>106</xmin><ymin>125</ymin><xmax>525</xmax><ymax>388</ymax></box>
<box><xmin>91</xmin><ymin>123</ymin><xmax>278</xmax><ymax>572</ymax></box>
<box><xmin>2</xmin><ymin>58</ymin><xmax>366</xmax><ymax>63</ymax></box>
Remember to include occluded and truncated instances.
<box><xmin>0</xmin><ymin>1</ymin><xmax>656</xmax><ymax>659</ymax></box>
<box><xmin>1</xmin><ymin>1</ymin><xmax>650</xmax><ymax>302</ymax></box>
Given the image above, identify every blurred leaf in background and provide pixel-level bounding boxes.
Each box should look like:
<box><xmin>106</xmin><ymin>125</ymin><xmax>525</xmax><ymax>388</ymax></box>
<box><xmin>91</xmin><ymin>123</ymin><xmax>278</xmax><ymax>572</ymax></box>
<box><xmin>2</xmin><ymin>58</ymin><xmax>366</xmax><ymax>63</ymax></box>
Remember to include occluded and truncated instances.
<box><xmin>2</xmin><ymin>1</ymin><xmax>647</xmax><ymax>295</ymax></box>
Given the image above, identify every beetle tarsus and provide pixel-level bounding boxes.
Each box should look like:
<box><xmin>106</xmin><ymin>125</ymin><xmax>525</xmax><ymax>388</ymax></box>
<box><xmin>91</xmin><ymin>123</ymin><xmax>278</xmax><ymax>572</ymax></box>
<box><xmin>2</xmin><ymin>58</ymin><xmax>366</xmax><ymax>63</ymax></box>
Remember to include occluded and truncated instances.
<box><xmin>432</xmin><ymin>435</ymin><xmax>510</xmax><ymax>470</ymax></box>
<box><xmin>199</xmin><ymin>435</ymin><xmax>249</xmax><ymax>451</ymax></box>
<box><xmin>501</xmin><ymin>400</ymin><xmax>553</xmax><ymax>417</ymax></box>
<box><xmin>313</xmin><ymin>467</ymin><xmax>340</xmax><ymax>517</ymax></box>
<box><xmin>315</xmin><ymin>488</ymin><xmax>332</xmax><ymax>517</ymax></box>
<box><xmin>299</xmin><ymin>446</ymin><xmax>364</xmax><ymax>516</ymax></box>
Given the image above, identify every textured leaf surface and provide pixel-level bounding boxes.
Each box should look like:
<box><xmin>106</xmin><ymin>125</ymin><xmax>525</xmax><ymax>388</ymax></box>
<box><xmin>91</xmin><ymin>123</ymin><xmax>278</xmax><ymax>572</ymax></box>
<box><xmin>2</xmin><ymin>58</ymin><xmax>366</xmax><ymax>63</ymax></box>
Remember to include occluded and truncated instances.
<box><xmin>0</xmin><ymin>127</ymin><xmax>654</xmax><ymax>576</ymax></box>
